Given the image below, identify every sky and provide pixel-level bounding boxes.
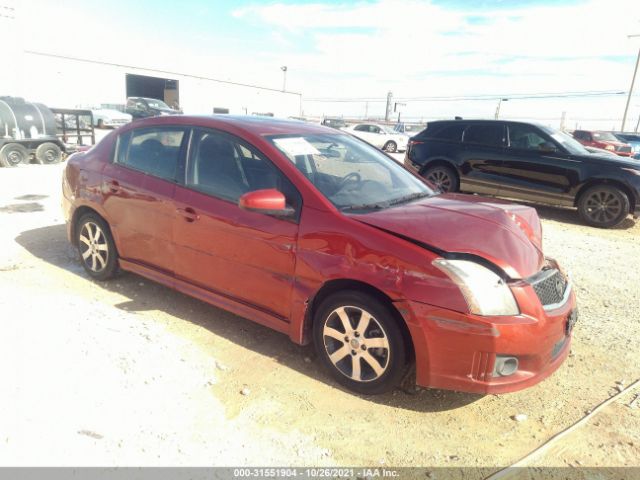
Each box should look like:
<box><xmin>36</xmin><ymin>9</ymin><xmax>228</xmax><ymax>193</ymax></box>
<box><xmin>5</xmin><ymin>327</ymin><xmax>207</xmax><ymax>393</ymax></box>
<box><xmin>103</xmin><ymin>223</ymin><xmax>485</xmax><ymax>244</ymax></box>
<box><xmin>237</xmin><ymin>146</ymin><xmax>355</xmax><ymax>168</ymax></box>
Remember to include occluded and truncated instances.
<box><xmin>17</xmin><ymin>0</ymin><xmax>640</xmax><ymax>128</ymax></box>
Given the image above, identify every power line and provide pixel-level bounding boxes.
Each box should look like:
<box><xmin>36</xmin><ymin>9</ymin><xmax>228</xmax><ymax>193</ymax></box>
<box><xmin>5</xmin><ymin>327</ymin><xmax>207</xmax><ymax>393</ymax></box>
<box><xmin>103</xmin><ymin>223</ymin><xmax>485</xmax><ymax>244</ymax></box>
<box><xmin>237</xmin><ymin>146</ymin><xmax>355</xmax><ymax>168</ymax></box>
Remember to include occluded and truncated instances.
<box><xmin>306</xmin><ymin>90</ymin><xmax>627</xmax><ymax>103</ymax></box>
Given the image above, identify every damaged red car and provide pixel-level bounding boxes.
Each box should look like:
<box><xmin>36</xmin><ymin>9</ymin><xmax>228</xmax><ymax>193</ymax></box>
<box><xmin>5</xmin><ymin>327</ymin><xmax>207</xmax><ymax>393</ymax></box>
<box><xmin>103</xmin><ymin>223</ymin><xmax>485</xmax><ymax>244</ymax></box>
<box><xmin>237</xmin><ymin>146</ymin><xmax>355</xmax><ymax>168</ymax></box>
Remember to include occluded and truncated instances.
<box><xmin>62</xmin><ymin>115</ymin><xmax>577</xmax><ymax>395</ymax></box>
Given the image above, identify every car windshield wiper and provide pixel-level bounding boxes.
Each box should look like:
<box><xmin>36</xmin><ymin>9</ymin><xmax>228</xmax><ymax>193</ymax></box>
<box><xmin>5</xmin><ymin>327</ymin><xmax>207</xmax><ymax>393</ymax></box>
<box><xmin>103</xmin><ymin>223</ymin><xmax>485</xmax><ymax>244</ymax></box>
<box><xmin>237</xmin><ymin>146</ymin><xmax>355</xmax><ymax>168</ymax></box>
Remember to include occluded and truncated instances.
<box><xmin>387</xmin><ymin>192</ymin><xmax>432</xmax><ymax>206</ymax></box>
<box><xmin>340</xmin><ymin>202</ymin><xmax>389</xmax><ymax>212</ymax></box>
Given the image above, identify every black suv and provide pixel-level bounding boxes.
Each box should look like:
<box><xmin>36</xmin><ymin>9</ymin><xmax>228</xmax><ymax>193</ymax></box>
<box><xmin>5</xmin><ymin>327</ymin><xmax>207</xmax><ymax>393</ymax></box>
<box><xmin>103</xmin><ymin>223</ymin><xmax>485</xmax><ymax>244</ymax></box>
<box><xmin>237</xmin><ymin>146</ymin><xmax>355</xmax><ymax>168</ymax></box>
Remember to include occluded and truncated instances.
<box><xmin>405</xmin><ymin>119</ymin><xmax>640</xmax><ymax>228</ymax></box>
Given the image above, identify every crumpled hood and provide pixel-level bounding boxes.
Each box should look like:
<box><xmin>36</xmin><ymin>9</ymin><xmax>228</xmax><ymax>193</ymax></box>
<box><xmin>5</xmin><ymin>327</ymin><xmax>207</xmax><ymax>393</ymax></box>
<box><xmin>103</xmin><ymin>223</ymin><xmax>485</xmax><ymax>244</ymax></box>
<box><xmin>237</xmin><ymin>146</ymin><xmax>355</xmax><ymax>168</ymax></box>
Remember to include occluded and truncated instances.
<box><xmin>354</xmin><ymin>193</ymin><xmax>544</xmax><ymax>279</ymax></box>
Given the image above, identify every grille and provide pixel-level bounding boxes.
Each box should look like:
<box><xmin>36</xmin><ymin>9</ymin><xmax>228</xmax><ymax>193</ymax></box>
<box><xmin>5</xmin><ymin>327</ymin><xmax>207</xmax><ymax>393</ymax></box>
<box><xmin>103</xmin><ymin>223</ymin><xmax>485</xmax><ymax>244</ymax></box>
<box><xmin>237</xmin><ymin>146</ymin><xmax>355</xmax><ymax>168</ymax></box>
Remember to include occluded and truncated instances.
<box><xmin>616</xmin><ymin>146</ymin><xmax>632</xmax><ymax>153</ymax></box>
<box><xmin>529</xmin><ymin>269</ymin><xmax>568</xmax><ymax>308</ymax></box>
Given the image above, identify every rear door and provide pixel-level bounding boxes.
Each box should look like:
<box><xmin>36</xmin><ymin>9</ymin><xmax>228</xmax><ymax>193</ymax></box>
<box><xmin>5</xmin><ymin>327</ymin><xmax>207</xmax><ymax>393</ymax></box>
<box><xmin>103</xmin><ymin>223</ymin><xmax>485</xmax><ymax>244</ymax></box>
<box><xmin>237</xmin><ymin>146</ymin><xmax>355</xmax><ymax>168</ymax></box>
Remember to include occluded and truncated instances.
<box><xmin>458</xmin><ymin>123</ymin><xmax>507</xmax><ymax>195</ymax></box>
<box><xmin>495</xmin><ymin>123</ymin><xmax>573</xmax><ymax>206</ymax></box>
<box><xmin>102</xmin><ymin>126</ymin><xmax>188</xmax><ymax>274</ymax></box>
<box><xmin>172</xmin><ymin>128</ymin><xmax>301</xmax><ymax>319</ymax></box>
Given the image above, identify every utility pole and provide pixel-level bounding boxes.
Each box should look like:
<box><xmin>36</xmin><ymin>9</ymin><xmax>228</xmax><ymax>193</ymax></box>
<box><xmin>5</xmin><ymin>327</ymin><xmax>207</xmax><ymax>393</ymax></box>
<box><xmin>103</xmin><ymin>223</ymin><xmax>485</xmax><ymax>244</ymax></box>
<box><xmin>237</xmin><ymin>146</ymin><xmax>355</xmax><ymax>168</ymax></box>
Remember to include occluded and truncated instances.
<box><xmin>621</xmin><ymin>34</ymin><xmax>640</xmax><ymax>132</ymax></box>
<box><xmin>280</xmin><ymin>66</ymin><xmax>288</xmax><ymax>92</ymax></box>
<box><xmin>635</xmin><ymin>112</ymin><xmax>640</xmax><ymax>133</ymax></box>
<box><xmin>385</xmin><ymin>91</ymin><xmax>393</xmax><ymax>122</ymax></box>
<box><xmin>560</xmin><ymin>111</ymin><xmax>566</xmax><ymax>131</ymax></box>
<box><xmin>364</xmin><ymin>101</ymin><xmax>369</xmax><ymax>119</ymax></box>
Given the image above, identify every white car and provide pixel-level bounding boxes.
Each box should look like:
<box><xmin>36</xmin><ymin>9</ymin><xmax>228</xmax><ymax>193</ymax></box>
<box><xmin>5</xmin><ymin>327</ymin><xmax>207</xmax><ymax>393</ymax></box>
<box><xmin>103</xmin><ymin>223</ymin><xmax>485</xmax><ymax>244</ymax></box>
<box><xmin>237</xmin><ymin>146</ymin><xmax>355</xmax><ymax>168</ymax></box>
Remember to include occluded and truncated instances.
<box><xmin>88</xmin><ymin>105</ymin><xmax>132</xmax><ymax>129</ymax></box>
<box><xmin>343</xmin><ymin>123</ymin><xmax>408</xmax><ymax>153</ymax></box>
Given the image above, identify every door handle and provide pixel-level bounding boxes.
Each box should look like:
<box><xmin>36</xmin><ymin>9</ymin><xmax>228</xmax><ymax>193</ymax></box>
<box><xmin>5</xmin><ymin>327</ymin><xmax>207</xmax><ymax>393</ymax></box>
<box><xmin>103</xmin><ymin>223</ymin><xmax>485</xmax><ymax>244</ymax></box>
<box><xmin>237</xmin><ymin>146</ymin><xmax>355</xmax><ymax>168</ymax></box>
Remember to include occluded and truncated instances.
<box><xmin>107</xmin><ymin>180</ymin><xmax>121</xmax><ymax>193</ymax></box>
<box><xmin>177</xmin><ymin>207</ymin><xmax>199</xmax><ymax>222</ymax></box>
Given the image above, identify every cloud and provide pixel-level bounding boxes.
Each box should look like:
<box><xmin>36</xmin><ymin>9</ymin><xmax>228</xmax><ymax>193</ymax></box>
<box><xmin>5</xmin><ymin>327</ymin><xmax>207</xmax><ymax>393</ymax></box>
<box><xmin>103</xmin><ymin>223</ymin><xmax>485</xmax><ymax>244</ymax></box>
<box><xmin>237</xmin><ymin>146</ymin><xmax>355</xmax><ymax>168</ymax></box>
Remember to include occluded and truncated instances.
<box><xmin>234</xmin><ymin>0</ymin><xmax>640</xmax><ymax>124</ymax></box>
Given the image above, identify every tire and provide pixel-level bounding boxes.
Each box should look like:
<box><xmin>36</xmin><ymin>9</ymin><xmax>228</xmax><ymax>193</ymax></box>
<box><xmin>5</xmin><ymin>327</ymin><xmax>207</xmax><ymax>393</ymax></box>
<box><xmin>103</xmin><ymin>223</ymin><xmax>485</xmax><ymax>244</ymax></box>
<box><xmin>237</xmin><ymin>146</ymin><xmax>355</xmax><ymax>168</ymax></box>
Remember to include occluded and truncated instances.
<box><xmin>421</xmin><ymin>164</ymin><xmax>459</xmax><ymax>193</ymax></box>
<box><xmin>383</xmin><ymin>141</ymin><xmax>397</xmax><ymax>153</ymax></box>
<box><xmin>0</xmin><ymin>143</ymin><xmax>29</xmax><ymax>167</ymax></box>
<box><xmin>577</xmin><ymin>185</ymin><xmax>629</xmax><ymax>228</ymax></box>
<box><xmin>35</xmin><ymin>142</ymin><xmax>63</xmax><ymax>164</ymax></box>
<box><xmin>97</xmin><ymin>119</ymin><xmax>105</xmax><ymax>129</ymax></box>
<box><xmin>76</xmin><ymin>213</ymin><xmax>119</xmax><ymax>280</ymax></box>
<box><xmin>313</xmin><ymin>290</ymin><xmax>408</xmax><ymax>395</ymax></box>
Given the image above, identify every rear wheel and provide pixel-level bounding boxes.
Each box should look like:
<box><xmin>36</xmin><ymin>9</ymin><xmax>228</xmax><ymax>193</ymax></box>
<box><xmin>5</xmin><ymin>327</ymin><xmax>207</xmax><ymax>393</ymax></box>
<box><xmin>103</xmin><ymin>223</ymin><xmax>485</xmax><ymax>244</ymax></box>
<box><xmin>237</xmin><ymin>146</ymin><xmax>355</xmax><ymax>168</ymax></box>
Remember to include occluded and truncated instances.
<box><xmin>577</xmin><ymin>185</ymin><xmax>629</xmax><ymax>228</ymax></box>
<box><xmin>383</xmin><ymin>141</ymin><xmax>397</xmax><ymax>153</ymax></box>
<box><xmin>97</xmin><ymin>119</ymin><xmax>105</xmax><ymax>129</ymax></box>
<box><xmin>76</xmin><ymin>213</ymin><xmax>119</xmax><ymax>280</ymax></box>
<box><xmin>422</xmin><ymin>164</ymin><xmax>459</xmax><ymax>193</ymax></box>
<box><xmin>0</xmin><ymin>143</ymin><xmax>29</xmax><ymax>167</ymax></box>
<box><xmin>35</xmin><ymin>142</ymin><xmax>63</xmax><ymax>164</ymax></box>
<box><xmin>313</xmin><ymin>291</ymin><xmax>407</xmax><ymax>395</ymax></box>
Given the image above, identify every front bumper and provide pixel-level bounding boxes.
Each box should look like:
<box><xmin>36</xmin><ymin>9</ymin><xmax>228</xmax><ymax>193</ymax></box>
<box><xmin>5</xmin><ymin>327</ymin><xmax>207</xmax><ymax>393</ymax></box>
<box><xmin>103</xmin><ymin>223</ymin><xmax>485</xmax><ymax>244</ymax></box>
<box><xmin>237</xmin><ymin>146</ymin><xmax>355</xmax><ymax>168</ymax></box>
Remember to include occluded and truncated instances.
<box><xmin>397</xmin><ymin>284</ymin><xmax>577</xmax><ymax>394</ymax></box>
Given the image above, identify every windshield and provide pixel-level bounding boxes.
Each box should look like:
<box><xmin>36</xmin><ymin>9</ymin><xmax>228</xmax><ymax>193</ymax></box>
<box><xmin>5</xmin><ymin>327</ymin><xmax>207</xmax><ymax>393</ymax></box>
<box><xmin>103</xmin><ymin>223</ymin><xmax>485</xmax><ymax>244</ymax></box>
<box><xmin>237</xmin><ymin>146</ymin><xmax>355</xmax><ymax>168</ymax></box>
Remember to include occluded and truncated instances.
<box><xmin>268</xmin><ymin>133</ymin><xmax>435</xmax><ymax>212</ymax></box>
<box><xmin>539</xmin><ymin>126</ymin><xmax>590</xmax><ymax>155</ymax></box>
<box><xmin>593</xmin><ymin>131</ymin><xmax>618</xmax><ymax>142</ymax></box>
<box><xmin>146</xmin><ymin>99</ymin><xmax>171</xmax><ymax>109</ymax></box>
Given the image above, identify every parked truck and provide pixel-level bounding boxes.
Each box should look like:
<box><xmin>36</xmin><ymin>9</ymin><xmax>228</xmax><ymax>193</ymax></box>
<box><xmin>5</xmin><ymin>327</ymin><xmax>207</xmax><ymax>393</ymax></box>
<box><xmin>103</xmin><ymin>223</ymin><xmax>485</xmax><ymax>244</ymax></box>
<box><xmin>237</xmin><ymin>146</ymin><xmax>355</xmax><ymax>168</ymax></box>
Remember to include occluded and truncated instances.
<box><xmin>0</xmin><ymin>96</ymin><xmax>66</xmax><ymax>167</ymax></box>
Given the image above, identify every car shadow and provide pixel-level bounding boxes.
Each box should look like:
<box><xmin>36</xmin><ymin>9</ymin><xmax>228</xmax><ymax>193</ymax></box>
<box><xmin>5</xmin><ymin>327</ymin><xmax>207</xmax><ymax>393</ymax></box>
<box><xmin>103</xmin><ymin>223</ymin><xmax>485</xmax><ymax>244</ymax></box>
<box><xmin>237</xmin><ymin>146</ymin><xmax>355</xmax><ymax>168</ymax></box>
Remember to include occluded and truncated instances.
<box><xmin>15</xmin><ymin>223</ymin><xmax>483</xmax><ymax>413</ymax></box>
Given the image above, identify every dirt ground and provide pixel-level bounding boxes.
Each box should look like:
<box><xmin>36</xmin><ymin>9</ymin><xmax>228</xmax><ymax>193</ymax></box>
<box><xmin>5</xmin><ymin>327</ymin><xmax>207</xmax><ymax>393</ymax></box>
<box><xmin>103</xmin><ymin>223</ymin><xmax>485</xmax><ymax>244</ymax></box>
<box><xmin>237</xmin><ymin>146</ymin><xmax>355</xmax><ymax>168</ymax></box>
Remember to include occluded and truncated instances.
<box><xmin>0</xmin><ymin>160</ymin><xmax>639</xmax><ymax>476</ymax></box>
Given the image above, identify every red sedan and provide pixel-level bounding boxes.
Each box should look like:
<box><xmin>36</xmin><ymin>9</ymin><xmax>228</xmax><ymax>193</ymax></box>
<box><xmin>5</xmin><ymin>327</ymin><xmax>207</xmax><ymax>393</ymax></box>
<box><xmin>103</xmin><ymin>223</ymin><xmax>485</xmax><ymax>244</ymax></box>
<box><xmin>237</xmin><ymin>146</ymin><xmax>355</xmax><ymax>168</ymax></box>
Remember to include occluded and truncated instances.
<box><xmin>572</xmin><ymin>129</ymin><xmax>633</xmax><ymax>157</ymax></box>
<box><xmin>62</xmin><ymin>115</ymin><xmax>576</xmax><ymax>395</ymax></box>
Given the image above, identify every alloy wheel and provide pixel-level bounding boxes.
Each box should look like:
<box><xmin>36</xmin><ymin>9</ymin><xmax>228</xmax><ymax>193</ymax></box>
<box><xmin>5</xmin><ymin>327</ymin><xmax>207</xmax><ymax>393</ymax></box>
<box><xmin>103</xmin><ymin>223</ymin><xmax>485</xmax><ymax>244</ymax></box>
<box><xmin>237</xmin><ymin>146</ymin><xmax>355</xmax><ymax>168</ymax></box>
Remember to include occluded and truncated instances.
<box><xmin>322</xmin><ymin>306</ymin><xmax>390</xmax><ymax>382</ymax></box>
<box><xmin>79</xmin><ymin>221</ymin><xmax>109</xmax><ymax>273</ymax></box>
<box><xmin>583</xmin><ymin>190</ymin><xmax>623</xmax><ymax>224</ymax></box>
<box><xmin>426</xmin><ymin>168</ymin><xmax>453</xmax><ymax>192</ymax></box>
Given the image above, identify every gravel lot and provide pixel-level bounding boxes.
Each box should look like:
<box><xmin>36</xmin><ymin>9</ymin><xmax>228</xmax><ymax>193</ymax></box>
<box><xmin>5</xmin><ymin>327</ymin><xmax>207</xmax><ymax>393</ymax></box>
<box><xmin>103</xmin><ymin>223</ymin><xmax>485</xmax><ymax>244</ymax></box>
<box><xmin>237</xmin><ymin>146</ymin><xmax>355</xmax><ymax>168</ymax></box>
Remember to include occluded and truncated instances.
<box><xmin>0</xmin><ymin>160</ymin><xmax>639</xmax><ymax>474</ymax></box>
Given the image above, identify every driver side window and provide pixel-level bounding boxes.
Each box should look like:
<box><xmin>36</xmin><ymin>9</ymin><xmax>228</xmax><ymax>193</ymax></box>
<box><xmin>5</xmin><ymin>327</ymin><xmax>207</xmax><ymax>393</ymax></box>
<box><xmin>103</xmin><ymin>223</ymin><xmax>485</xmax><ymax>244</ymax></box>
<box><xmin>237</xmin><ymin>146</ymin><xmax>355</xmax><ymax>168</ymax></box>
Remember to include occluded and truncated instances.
<box><xmin>186</xmin><ymin>129</ymin><xmax>302</xmax><ymax>217</ymax></box>
<box><xmin>508</xmin><ymin>125</ymin><xmax>551</xmax><ymax>151</ymax></box>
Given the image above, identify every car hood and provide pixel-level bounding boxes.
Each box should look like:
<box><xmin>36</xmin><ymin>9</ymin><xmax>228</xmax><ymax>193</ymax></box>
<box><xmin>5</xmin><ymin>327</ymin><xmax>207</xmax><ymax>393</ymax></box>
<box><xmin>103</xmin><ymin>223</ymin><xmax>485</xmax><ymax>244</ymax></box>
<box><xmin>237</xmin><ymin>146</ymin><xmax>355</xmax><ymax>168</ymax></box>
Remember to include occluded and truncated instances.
<box><xmin>600</xmin><ymin>140</ymin><xmax>628</xmax><ymax>148</ymax></box>
<box><xmin>352</xmin><ymin>193</ymin><xmax>544</xmax><ymax>279</ymax></box>
<box><xmin>95</xmin><ymin>109</ymin><xmax>131</xmax><ymax>118</ymax></box>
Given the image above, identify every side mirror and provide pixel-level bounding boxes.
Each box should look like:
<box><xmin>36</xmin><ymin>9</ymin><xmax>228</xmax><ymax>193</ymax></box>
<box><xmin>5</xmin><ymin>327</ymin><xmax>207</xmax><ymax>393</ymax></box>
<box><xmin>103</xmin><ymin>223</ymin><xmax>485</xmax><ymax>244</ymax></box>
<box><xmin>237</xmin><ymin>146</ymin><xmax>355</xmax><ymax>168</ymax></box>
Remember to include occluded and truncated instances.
<box><xmin>539</xmin><ymin>142</ymin><xmax>558</xmax><ymax>153</ymax></box>
<box><xmin>239</xmin><ymin>189</ymin><xmax>294</xmax><ymax>217</ymax></box>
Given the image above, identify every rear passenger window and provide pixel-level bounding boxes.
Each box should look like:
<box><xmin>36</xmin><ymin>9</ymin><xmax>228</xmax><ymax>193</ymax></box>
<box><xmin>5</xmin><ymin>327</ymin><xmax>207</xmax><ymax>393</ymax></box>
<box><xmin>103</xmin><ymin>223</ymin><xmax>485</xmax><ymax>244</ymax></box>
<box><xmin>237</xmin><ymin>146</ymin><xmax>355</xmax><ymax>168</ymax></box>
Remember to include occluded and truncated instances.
<box><xmin>425</xmin><ymin>123</ymin><xmax>465</xmax><ymax>141</ymax></box>
<box><xmin>116</xmin><ymin>127</ymin><xmax>186</xmax><ymax>181</ymax></box>
<box><xmin>463</xmin><ymin>124</ymin><xmax>505</xmax><ymax>147</ymax></box>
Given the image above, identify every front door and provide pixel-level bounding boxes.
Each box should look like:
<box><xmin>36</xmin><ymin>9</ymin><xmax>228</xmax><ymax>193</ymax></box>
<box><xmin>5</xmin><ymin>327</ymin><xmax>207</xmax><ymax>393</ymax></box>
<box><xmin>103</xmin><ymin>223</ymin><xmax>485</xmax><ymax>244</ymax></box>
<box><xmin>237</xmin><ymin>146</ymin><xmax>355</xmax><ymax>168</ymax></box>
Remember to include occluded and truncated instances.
<box><xmin>172</xmin><ymin>128</ymin><xmax>301</xmax><ymax>319</ymax></box>
<box><xmin>495</xmin><ymin>123</ymin><xmax>573</xmax><ymax>206</ymax></box>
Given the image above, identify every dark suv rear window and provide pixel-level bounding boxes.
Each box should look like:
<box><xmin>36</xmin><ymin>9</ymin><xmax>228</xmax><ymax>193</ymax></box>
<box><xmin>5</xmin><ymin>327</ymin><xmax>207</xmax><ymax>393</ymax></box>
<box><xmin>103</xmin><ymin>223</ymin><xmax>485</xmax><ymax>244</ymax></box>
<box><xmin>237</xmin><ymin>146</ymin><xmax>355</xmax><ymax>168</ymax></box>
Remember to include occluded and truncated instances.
<box><xmin>422</xmin><ymin>123</ymin><xmax>465</xmax><ymax>141</ymax></box>
<box><xmin>463</xmin><ymin>124</ymin><xmax>505</xmax><ymax>147</ymax></box>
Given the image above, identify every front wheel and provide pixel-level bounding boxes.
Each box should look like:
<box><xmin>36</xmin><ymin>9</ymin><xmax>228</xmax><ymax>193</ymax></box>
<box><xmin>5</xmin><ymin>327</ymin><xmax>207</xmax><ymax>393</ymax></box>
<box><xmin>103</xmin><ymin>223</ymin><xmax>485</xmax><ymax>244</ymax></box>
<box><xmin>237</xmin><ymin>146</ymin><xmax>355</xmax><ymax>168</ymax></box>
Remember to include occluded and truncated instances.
<box><xmin>313</xmin><ymin>291</ymin><xmax>407</xmax><ymax>395</ymax></box>
<box><xmin>76</xmin><ymin>213</ymin><xmax>119</xmax><ymax>280</ymax></box>
<box><xmin>0</xmin><ymin>143</ymin><xmax>29</xmax><ymax>167</ymax></box>
<box><xmin>383</xmin><ymin>141</ymin><xmax>397</xmax><ymax>153</ymax></box>
<box><xmin>577</xmin><ymin>185</ymin><xmax>629</xmax><ymax>228</ymax></box>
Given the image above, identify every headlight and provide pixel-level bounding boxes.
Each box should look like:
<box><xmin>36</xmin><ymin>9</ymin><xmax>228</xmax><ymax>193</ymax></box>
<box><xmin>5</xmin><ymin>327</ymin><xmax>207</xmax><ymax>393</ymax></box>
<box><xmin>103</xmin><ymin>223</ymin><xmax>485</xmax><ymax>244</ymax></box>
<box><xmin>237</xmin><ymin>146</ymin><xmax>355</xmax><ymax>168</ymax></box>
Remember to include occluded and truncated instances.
<box><xmin>433</xmin><ymin>259</ymin><xmax>519</xmax><ymax>316</ymax></box>
<box><xmin>605</xmin><ymin>145</ymin><xmax>615</xmax><ymax>151</ymax></box>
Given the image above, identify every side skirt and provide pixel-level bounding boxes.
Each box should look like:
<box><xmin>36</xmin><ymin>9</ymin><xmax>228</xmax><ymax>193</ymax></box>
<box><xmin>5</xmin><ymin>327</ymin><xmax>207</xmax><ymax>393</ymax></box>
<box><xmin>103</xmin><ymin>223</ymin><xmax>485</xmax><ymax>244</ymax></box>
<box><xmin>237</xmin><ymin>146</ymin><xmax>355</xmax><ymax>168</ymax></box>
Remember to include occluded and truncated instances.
<box><xmin>118</xmin><ymin>259</ymin><xmax>291</xmax><ymax>337</ymax></box>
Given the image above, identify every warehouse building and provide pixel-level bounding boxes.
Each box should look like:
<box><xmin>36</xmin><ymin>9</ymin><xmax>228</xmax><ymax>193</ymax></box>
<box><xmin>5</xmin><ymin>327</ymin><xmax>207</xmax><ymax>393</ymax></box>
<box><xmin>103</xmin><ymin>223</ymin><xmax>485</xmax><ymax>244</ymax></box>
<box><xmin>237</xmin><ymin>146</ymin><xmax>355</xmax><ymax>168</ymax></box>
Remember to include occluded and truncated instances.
<box><xmin>0</xmin><ymin>2</ymin><xmax>302</xmax><ymax>118</ymax></box>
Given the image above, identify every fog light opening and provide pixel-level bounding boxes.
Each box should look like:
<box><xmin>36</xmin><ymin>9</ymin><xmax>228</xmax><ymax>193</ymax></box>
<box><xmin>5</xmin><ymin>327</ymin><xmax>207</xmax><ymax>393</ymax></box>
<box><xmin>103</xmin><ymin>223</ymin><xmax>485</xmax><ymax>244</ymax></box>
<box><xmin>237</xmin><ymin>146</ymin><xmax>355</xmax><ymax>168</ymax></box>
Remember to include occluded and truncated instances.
<box><xmin>493</xmin><ymin>356</ymin><xmax>519</xmax><ymax>377</ymax></box>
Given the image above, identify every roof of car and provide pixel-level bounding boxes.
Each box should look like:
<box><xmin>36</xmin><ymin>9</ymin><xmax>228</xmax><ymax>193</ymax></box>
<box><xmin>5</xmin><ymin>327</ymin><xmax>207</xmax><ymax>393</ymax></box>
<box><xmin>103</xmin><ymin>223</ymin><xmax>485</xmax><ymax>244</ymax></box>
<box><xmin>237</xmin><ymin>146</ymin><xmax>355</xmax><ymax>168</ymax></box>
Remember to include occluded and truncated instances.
<box><xmin>128</xmin><ymin>114</ymin><xmax>337</xmax><ymax>136</ymax></box>
<box><xmin>428</xmin><ymin>118</ymin><xmax>554</xmax><ymax>130</ymax></box>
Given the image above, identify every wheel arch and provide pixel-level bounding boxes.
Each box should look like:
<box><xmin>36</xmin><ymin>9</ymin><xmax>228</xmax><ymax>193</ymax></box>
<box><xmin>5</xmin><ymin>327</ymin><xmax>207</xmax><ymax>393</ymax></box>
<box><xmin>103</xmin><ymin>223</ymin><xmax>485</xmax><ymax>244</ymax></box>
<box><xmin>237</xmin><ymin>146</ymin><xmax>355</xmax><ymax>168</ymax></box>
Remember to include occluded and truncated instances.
<box><xmin>574</xmin><ymin>178</ymin><xmax>636</xmax><ymax>213</ymax></box>
<box><xmin>303</xmin><ymin>278</ymin><xmax>415</xmax><ymax>361</ymax></box>
<box><xmin>419</xmin><ymin>158</ymin><xmax>459</xmax><ymax>177</ymax></box>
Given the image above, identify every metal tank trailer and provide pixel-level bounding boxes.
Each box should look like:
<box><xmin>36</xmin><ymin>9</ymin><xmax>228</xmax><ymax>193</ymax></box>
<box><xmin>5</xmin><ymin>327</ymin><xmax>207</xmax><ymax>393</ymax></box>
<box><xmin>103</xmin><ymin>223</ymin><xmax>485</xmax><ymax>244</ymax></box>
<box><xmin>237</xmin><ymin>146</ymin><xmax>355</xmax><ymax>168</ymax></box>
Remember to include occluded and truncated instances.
<box><xmin>0</xmin><ymin>96</ymin><xmax>65</xmax><ymax>167</ymax></box>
